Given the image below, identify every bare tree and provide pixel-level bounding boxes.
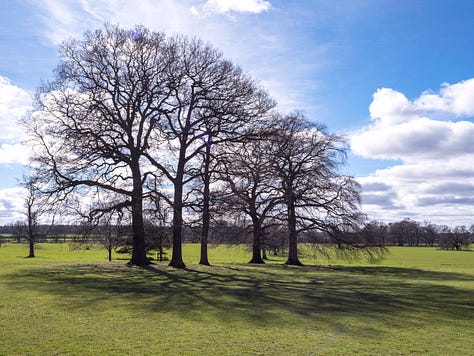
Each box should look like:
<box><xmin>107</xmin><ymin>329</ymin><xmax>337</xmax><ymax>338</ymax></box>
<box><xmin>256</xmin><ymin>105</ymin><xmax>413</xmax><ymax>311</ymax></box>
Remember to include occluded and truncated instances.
<box><xmin>82</xmin><ymin>208</ymin><xmax>129</xmax><ymax>262</ymax></box>
<box><xmin>11</xmin><ymin>221</ymin><xmax>26</xmax><ymax>243</ymax></box>
<box><xmin>19</xmin><ymin>173</ymin><xmax>56</xmax><ymax>258</ymax></box>
<box><xmin>24</xmin><ymin>25</ymin><xmax>175</xmax><ymax>266</ymax></box>
<box><xmin>216</xmin><ymin>127</ymin><xmax>281</xmax><ymax>264</ymax></box>
<box><xmin>270</xmin><ymin>113</ymin><xmax>363</xmax><ymax>266</ymax></box>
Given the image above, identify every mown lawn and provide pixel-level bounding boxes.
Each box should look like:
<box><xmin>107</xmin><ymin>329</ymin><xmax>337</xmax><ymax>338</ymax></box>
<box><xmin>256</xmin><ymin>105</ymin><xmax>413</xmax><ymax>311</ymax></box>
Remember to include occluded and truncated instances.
<box><xmin>0</xmin><ymin>243</ymin><xmax>473</xmax><ymax>355</ymax></box>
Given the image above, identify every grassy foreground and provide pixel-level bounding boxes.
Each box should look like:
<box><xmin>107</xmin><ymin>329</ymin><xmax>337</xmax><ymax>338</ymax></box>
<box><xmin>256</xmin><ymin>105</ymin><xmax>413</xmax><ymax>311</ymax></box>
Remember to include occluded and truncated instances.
<box><xmin>0</xmin><ymin>243</ymin><xmax>473</xmax><ymax>355</ymax></box>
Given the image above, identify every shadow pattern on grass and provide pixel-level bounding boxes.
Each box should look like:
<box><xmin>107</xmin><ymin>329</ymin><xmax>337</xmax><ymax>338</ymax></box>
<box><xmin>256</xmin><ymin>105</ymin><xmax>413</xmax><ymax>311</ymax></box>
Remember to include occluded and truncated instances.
<box><xmin>4</xmin><ymin>263</ymin><xmax>474</xmax><ymax>331</ymax></box>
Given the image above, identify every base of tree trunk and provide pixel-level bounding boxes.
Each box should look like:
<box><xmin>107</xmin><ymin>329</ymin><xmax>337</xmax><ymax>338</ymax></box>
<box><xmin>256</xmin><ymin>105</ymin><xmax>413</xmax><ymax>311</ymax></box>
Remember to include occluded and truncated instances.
<box><xmin>248</xmin><ymin>256</ymin><xmax>265</xmax><ymax>264</ymax></box>
<box><xmin>26</xmin><ymin>255</ymin><xmax>35</xmax><ymax>258</ymax></box>
<box><xmin>128</xmin><ymin>257</ymin><xmax>151</xmax><ymax>267</ymax></box>
<box><xmin>199</xmin><ymin>260</ymin><xmax>211</xmax><ymax>266</ymax></box>
<box><xmin>285</xmin><ymin>258</ymin><xmax>303</xmax><ymax>266</ymax></box>
<box><xmin>169</xmin><ymin>260</ymin><xmax>186</xmax><ymax>269</ymax></box>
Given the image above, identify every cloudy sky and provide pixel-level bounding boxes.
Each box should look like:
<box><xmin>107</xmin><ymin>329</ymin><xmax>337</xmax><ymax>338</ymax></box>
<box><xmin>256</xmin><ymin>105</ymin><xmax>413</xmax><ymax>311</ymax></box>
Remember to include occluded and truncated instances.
<box><xmin>1</xmin><ymin>0</ymin><xmax>473</xmax><ymax>226</ymax></box>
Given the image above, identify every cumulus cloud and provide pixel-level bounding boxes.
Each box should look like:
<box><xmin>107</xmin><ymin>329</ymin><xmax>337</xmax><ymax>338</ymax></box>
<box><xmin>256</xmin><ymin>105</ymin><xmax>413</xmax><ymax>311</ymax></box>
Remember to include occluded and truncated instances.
<box><xmin>0</xmin><ymin>76</ymin><xmax>31</xmax><ymax>141</ymax></box>
<box><xmin>414</xmin><ymin>79</ymin><xmax>474</xmax><ymax>117</ymax></box>
<box><xmin>352</xmin><ymin>118</ymin><xmax>474</xmax><ymax>161</ymax></box>
<box><xmin>351</xmin><ymin>79</ymin><xmax>474</xmax><ymax>226</ymax></box>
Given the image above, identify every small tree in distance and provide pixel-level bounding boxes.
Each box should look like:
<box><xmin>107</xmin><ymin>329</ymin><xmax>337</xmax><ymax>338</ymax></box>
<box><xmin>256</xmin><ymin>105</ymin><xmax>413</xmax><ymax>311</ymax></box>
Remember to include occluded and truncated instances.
<box><xmin>19</xmin><ymin>172</ymin><xmax>57</xmax><ymax>258</ymax></box>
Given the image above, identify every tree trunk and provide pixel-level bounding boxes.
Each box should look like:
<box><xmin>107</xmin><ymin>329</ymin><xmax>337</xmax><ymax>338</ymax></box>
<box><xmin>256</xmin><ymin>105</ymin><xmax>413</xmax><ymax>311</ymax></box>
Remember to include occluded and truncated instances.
<box><xmin>199</xmin><ymin>146</ymin><xmax>211</xmax><ymax>266</ymax></box>
<box><xmin>169</xmin><ymin>178</ymin><xmax>186</xmax><ymax>268</ymax></box>
<box><xmin>249</xmin><ymin>217</ymin><xmax>265</xmax><ymax>264</ymax></box>
<box><xmin>28</xmin><ymin>239</ymin><xmax>35</xmax><ymax>258</ymax></box>
<box><xmin>129</xmin><ymin>158</ymin><xmax>150</xmax><ymax>266</ymax></box>
<box><xmin>27</xmin><ymin>209</ymin><xmax>35</xmax><ymax>258</ymax></box>
<box><xmin>130</xmin><ymin>196</ymin><xmax>149</xmax><ymax>266</ymax></box>
<box><xmin>199</xmin><ymin>232</ymin><xmax>210</xmax><ymax>265</ymax></box>
<box><xmin>285</xmin><ymin>198</ymin><xmax>302</xmax><ymax>266</ymax></box>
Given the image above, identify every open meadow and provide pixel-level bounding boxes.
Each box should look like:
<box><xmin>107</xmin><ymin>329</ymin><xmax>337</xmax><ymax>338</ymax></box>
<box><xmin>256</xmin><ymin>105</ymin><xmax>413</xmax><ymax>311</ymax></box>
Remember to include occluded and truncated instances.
<box><xmin>0</xmin><ymin>243</ymin><xmax>473</xmax><ymax>355</ymax></box>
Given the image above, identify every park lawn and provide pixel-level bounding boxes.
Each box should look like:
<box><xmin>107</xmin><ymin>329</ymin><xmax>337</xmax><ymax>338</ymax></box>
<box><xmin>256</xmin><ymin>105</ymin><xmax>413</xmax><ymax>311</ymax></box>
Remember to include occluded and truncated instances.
<box><xmin>0</xmin><ymin>243</ymin><xmax>473</xmax><ymax>355</ymax></box>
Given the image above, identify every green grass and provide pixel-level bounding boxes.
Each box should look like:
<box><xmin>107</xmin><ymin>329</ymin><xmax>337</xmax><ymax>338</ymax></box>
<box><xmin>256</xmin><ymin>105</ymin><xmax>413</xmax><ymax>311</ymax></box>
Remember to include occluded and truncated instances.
<box><xmin>1</xmin><ymin>243</ymin><xmax>473</xmax><ymax>355</ymax></box>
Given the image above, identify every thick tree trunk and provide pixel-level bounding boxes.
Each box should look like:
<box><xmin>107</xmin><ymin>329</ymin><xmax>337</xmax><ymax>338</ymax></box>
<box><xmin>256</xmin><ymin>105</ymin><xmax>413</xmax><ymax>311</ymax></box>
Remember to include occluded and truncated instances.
<box><xmin>249</xmin><ymin>218</ymin><xmax>265</xmax><ymax>264</ymax></box>
<box><xmin>27</xmin><ymin>213</ymin><xmax>35</xmax><ymax>258</ymax></box>
<box><xmin>285</xmin><ymin>198</ymin><xmax>302</xmax><ymax>266</ymax></box>
<box><xmin>199</xmin><ymin>147</ymin><xmax>211</xmax><ymax>266</ymax></box>
<box><xmin>130</xmin><ymin>159</ymin><xmax>150</xmax><ymax>266</ymax></box>
<box><xmin>199</xmin><ymin>231</ymin><xmax>210</xmax><ymax>265</ymax></box>
<box><xmin>169</xmin><ymin>180</ymin><xmax>186</xmax><ymax>268</ymax></box>
<box><xmin>28</xmin><ymin>239</ymin><xmax>35</xmax><ymax>258</ymax></box>
<box><xmin>130</xmin><ymin>196</ymin><xmax>149</xmax><ymax>266</ymax></box>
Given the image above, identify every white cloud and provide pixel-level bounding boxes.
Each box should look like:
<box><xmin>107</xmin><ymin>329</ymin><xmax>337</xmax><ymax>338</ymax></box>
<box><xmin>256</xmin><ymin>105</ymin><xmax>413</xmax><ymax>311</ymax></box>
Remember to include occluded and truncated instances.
<box><xmin>369</xmin><ymin>88</ymin><xmax>418</xmax><ymax>126</ymax></box>
<box><xmin>352</xmin><ymin>118</ymin><xmax>474</xmax><ymax>161</ymax></box>
<box><xmin>0</xmin><ymin>187</ymin><xmax>25</xmax><ymax>224</ymax></box>
<box><xmin>0</xmin><ymin>76</ymin><xmax>31</xmax><ymax>141</ymax></box>
<box><xmin>198</xmin><ymin>0</ymin><xmax>271</xmax><ymax>15</ymax></box>
<box><xmin>352</xmin><ymin>79</ymin><xmax>474</xmax><ymax>226</ymax></box>
<box><xmin>0</xmin><ymin>143</ymin><xmax>30</xmax><ymax>165</ymax></box>
<box><xmin>414</xmin><ymin>78</ymin><xmax>474</xmax><ymax>117</ymax></box>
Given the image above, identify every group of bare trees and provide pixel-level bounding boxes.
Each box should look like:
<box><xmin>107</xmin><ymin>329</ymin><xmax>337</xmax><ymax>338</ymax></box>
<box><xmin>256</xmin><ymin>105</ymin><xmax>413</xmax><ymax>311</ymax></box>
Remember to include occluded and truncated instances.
<box><xmin>20</xmin><ymin>25</ymin><xmax>369</xmax><ymax>267</ymax></box>
<box><xmin>213</xmin><ymin>115</ymin><xmax>363</xmax><ymax>265</ymax></box>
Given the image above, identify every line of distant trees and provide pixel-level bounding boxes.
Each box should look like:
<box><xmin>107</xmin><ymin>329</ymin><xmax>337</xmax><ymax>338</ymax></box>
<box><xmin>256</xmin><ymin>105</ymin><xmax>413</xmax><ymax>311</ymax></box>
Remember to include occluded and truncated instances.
<box><xmin>346</xmin><ymin>219</ymin><xmax>473</xmax><ymax>251</ymax></box>
<box><xmin>1</xmin><ymin>217</ymin><xmax>471</xmax><ymax>259</ymax></box>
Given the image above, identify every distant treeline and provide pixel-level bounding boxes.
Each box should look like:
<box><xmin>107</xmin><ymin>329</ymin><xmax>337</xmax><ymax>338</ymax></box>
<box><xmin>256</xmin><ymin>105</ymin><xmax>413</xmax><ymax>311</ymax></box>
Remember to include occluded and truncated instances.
<box><xmin>1</xmin><ymin>218</ymin><xmax>472</xmax><ymax>253</ymax></box>
<box><xmin>341</xmin><ymin>219</ymin><xmax>473</xmax><ymax>251</ymax></box>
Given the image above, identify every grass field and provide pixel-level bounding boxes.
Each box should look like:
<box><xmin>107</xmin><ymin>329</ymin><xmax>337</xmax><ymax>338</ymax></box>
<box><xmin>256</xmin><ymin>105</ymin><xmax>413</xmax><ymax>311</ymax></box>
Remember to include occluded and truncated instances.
<box><xmin>0</xmin><ymin>243</ymin><xmax>473</xmax><ymax>355</ymax></box>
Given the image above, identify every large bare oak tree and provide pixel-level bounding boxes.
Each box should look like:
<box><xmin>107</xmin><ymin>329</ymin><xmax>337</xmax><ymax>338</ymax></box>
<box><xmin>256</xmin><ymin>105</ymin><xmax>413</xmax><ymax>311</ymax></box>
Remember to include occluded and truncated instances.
<box><xmin>25</xmin><ymin>25</ymin><xmax>175</xmax><ymax>266</ymax></box>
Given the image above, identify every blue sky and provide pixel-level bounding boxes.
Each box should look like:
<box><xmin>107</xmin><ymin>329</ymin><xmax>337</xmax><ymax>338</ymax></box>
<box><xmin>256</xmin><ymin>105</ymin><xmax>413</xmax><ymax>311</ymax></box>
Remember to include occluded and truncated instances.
<box><xmin>1</xmin><ymin>0</ymin><xmax>473</xmax><ymax>226</ymax></box>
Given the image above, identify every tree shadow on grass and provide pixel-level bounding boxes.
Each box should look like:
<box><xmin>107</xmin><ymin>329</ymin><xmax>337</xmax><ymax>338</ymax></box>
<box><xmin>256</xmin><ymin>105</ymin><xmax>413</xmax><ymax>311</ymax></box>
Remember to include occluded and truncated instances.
<box><xmin>3</xmin><ymin>263</ymin><xmax>474</xmax><ymax>330</ymax></box>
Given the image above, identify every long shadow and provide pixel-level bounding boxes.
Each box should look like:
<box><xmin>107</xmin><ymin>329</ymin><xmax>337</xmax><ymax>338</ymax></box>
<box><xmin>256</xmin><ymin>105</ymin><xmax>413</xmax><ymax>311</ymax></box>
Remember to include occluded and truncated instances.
<box><xmin>3</xmin><ymin>263</ymin><xmax>474</xmax><ymax>328</ymax></box>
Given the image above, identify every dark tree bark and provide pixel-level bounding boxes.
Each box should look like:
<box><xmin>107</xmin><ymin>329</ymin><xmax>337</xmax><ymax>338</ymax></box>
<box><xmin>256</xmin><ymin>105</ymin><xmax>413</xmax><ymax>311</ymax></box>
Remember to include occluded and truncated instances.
<box><xmin>199</xmin><ymin>144</ymin><xmax>211</xmax><ymax>266</ymax></box>
<box><xmin>285</xmin><ymin>196</ymin><xmax>302</xmax><ymax>266</ymax></box>
<box><xmin>249</xmin><ymin>216</ymin><xmax>265</xmax><ymax>264</ymax></box>
<box><xmin>170</xmin><ymin>182</ymin><xmax>185</xmax><ymax>268</ymax></box>
<box><xmin>26</xmin><ymin>200</ymin><xmax>36</xmax><ymax>258</ymax></box>
<box><xmin>130</xmin><ymin>156</ymin><xmax>149</xmax><ymax>265</ymax></box>
<box><xmin>285</xmin><ymin>199</ymin><xmax>303</xmax><ymax>266</ymax></box>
